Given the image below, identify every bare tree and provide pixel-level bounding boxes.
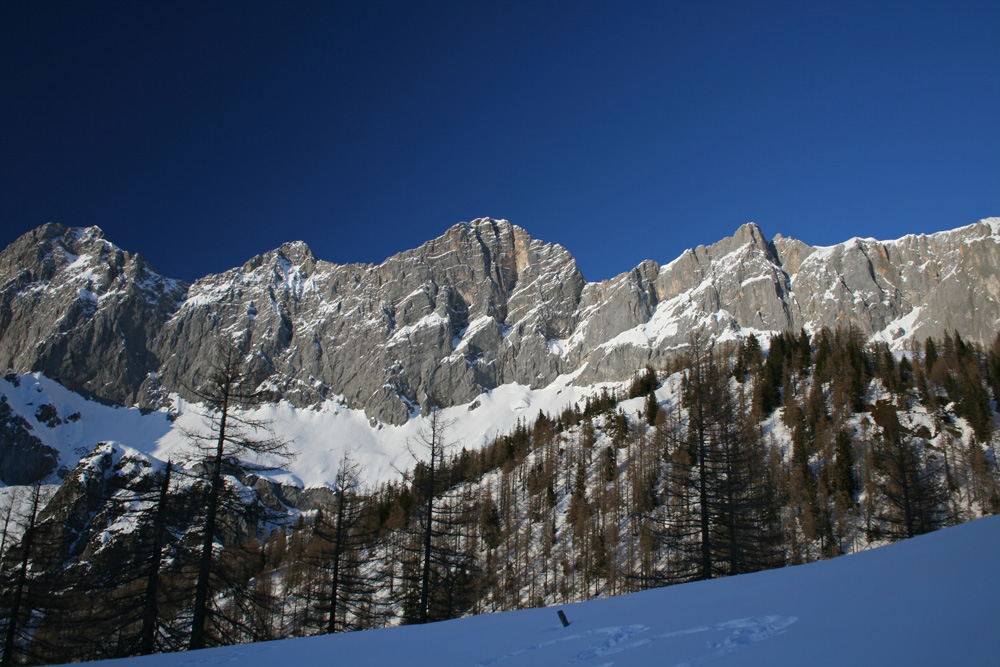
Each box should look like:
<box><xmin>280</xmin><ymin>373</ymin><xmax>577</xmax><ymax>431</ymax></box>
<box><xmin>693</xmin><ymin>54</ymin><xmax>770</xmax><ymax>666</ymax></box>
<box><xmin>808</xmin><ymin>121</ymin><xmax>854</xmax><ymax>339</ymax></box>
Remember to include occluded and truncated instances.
<box><xmin>0</xmin><ymin>490</ymin><xmax>20</xmax><ymax>572</ymax></box>
<box><xmin>137</xmin><ymin>462</ymin><xmax>174</xmax><ymax>655</ymax></box>
<box><xmin>305</xmin><ymin>451</ymin><xmax>377</xmax><ymax>634</ymax></box>
<box><xmin>412</xmin><ymin>407</ymin><xmax>451</xmax><ymax>624</ymax></box>
<box><xmin>870</xmin><ymin>403</ymin><xmax>945</xmax><ymax>539</ymax></box>
<box><xmin>395</xmin><ymin>406</ymin><xmax>479</xmax><ymax>624</ymax></box>
<box><xmin>0</xmin><ymin>484</ymin><xmax>43</xmax><ymax>667</ymax></box>
<box><xmin>185</xmin><ymin>339</ymin><xmax>293</xmax><ymax>650</ymax></box>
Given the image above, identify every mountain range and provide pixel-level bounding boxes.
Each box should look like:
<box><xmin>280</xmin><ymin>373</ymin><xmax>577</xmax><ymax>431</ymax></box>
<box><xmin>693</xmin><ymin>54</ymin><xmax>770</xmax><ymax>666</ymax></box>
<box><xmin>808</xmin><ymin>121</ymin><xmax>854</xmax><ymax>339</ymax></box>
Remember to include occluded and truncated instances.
<box><xmin>3</xmin><ymin>217</ymin><xmax>998</xmax><ymax>435</ymax></box>
<box><xmin>1</xmin><ymin>217</ymin><xmax>998</xmax><ymax>664</ymax></box>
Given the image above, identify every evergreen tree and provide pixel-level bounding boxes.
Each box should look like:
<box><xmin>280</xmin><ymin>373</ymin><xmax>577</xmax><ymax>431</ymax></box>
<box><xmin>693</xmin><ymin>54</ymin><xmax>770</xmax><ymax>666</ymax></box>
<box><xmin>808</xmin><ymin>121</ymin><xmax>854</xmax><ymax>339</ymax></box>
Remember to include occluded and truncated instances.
<box><xmin>628</xmin><ymin>366</ymin><xmax>658</xmax><ymax>398</ymax></box>
<box><xmin>754</xmin><ymin>335</ymin><xmax>786</xmax><ymax>415</ymax></box>
<box><xmin>924</xmin><ymin>337</ymin><xmax>939</xmax><ymax>375</ymax></box>
<box><xmin>987</xmin><ymin>332</ymin><xmax>1000</xmax><ymax>404</ymax></box>
<box><xmin>644</xmin><ymin>390</ymin><xmax>660</xmax><ymax>426</ymax></box>
<box><xmin>956</xmin><ymin>358</ymin><xmax>993</xmax><ymax>442</ymax></box>
<box><xmin>733</xmin><ymin>333</ymin><xmax>762</xmax><ymax>381</ymax></box>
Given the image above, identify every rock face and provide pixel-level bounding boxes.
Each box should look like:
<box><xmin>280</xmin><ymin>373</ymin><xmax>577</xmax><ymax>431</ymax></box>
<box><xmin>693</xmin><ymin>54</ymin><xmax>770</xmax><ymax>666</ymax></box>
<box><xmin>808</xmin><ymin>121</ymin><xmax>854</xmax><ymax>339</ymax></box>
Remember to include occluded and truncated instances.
<box><xmin>1</xmin><ymin>217</ymin><xmax>998</xmax><ymax>425</ymax></box>
<box><xmin>0</xmin><ymin>393</ymin><xmax>58</xmax><ymax>484</ymax></box>
<box><xmin>34</xmin><ymin>443</ymin><xmax>144</xmax><ymax>567</ymax></box>
<box><xmin>150</xmin><ymin>219</ymin><xmax>586</xmax><ymax>424</ymax></box>
<box><xmin>0</xmin><ymin>224</ymin><xmax>188</xmax><ymax>406</ymax></box>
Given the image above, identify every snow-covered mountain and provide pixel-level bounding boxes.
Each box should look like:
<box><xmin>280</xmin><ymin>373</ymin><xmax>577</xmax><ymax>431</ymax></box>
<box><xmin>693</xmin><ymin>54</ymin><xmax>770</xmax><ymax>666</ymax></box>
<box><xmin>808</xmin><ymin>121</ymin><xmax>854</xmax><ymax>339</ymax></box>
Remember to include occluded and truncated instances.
<box><xmin>1</xmin><ymin>217</ymin><xmax>999</xmax><ymax>486</ymax></box>
<box><xmin>78</xmin><ymin>514</ymin><xmax>1000</xmax><ymax>667</ymax></box>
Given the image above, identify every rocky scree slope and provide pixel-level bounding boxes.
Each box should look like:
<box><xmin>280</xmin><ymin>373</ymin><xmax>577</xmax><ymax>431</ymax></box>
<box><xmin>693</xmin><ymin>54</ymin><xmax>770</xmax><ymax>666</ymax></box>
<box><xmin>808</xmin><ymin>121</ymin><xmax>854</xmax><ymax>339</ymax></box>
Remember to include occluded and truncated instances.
<box><xmin>1</xmin><ymin>217</ymin><xmax>998</xmax><ymax>426</ymax></box>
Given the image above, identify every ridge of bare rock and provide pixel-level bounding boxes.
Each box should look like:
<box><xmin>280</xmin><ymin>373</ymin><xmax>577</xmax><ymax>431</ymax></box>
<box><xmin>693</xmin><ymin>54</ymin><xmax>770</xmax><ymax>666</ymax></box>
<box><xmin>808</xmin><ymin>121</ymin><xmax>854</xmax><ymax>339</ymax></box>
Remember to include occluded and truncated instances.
<box><xmin>1</xmin><ymin>216</ymin><xmax>997</xmax><ymax>426</ymax></box>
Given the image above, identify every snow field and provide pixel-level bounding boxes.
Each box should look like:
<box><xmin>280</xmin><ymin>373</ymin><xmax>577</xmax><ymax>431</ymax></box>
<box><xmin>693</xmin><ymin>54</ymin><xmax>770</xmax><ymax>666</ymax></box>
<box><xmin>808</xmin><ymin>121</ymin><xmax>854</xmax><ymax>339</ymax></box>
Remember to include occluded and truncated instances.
<box><xmin>0</xmin><ymin>372</ymin><xmax>619</xmax><ymax>489</ymax></box>
<box><xmin>79</xmin><ymin>515</ymin><xmax>1000</xmax><ymax>666</ymax></box>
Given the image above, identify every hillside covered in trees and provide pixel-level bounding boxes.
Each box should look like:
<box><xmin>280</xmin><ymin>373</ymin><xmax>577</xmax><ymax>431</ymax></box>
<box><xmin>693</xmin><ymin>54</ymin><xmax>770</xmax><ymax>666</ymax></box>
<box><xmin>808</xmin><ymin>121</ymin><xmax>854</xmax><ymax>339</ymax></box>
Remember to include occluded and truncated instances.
<box><xmin>1</xmin><ymin>326</ymin><xmax>998</xmax><ymax>663</ymax></box>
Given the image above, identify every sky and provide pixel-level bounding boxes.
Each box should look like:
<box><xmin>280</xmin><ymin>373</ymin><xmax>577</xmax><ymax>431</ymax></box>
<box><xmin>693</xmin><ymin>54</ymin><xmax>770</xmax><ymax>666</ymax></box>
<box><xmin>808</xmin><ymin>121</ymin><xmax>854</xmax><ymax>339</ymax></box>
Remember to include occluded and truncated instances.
<box><xmin>2</xmin><ymin>1</ymin><xmax>998</xmax><ymax>284</ymax></box>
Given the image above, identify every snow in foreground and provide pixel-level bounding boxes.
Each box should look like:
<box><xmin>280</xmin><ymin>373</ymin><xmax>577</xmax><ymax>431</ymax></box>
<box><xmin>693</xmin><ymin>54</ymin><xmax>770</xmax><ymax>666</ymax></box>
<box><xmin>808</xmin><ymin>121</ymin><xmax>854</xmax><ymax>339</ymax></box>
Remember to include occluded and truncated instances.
<box><xmin>85</xmin><ymin>515</ymin><xmax>1000</xmax><ymax>666</ymax></box>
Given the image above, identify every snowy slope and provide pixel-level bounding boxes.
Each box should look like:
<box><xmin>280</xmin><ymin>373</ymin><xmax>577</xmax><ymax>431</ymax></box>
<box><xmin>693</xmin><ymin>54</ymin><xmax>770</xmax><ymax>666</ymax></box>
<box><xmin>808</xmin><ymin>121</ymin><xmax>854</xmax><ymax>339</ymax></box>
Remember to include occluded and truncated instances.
<box><xmin>80</xmin><ymin>515</ymin><xmax>1000</xmax><ymax>666</ymax></box>
<box><xmin>0</xmin><ymin>372</ymin><xmax>613</xmax><ymax>488</ymax></box>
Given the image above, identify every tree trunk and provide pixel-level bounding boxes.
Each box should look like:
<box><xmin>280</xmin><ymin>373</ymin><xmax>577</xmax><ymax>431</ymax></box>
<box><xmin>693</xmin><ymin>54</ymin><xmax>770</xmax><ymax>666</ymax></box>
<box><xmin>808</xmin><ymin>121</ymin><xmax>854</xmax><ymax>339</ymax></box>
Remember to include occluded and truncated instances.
<box><xmin>190</xmin><ymin>397</ymin><xmax>229</xmax><ymax>650</ymax></box>
<box><xmin>1</xmin><ymin>485</ymin><xmax>41</xmax><ymax>667</ymax></box>
<box><xmin>326</xmin><ymin>489</ymin><xmax>347</xmax><ymax>634</ymax></box>
<box><xmin>138</xmin><ymin>463</ymin><xmax>172</xmax><ymax>655</ymax></box>
<box><xmin>419</xmin><ymin>437</ymin><xmax>436</xmax><ymax>624</ymax></box>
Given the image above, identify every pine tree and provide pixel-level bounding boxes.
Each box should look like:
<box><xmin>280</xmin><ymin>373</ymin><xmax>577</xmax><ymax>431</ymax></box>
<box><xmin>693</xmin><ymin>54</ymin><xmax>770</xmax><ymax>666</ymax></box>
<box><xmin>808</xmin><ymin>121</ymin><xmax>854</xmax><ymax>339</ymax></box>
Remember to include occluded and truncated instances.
<box><xmin>754</xmin><ymin>334</ymin><xmax>785</xmax><ymax>416</ymax></box>
<box><xmin>956</xmin><ymin>357</ymin><xmax>993</xmax><ymax>443</ymax></box>
<box><xmin>628</xmin><ymin>366</ymin><xmax>658</xmax><ymax>398</ymax></box>
<box><xmin>987</xmin><ymin>332</ymin><xmax>1000</xmax><ymax>404</ymax></box>
<box><xmin>924</xmin><ymin>337</ymin><xmax>939</xmax><ymax>375</ymax></box>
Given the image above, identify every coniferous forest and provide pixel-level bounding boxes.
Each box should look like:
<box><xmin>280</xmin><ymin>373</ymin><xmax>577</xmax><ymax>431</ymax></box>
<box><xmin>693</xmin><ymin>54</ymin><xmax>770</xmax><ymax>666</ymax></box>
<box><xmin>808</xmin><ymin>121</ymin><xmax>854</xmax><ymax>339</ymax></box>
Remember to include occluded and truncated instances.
<box><xmin>1</xmin><ymin>327</ymin><xmax>998</xmax><ymax>664</ymax></box>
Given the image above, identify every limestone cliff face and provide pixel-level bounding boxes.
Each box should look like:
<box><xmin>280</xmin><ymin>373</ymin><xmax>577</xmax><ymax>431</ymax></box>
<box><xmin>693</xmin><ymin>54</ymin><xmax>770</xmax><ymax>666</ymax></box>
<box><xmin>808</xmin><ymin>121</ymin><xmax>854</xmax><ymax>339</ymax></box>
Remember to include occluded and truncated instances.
<box><xmin>571</xmin><ymin>218</ymin><xmax>1000</xmax><ymax>383</ymax></box>
<box><xmin>1</xmin><ymin>217</ymin><xmax>997</xmax><ymax>426</ymax></box>
<box><xmin>150</xmin><ymin>218</ymin><xmax>586</xmax><ymax>424</ymax></box>
<box><xmin>779</xmin><ymin>219</ymin><xmax>1000</xmax><ymax>346</ymax></box>
<box><xmin>0</xmin><ymin>224</ymin><xmax>187</xmax><ymax>406</ymax></box>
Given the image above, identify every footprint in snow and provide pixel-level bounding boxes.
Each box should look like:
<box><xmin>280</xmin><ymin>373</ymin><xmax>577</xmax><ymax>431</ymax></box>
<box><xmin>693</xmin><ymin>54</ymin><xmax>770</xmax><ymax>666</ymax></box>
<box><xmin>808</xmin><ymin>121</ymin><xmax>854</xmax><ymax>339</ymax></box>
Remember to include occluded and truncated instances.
<box><xmin>473</xmin><ymin>615</ymin><xmax>796</xmax><ymax>666</ymax></box>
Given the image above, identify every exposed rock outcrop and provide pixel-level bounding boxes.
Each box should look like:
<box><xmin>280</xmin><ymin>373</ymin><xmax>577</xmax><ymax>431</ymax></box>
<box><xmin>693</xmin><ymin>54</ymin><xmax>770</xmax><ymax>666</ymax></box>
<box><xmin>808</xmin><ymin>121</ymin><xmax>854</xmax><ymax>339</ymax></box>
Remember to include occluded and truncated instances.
<box><xmin>0</xmin><ymin>224</ymin><xmax>188</xmax><ymax>406</ymax></box>
<box><xmin>1</xmin><ymin>217</ymin><xmax>997</xmax><ymax>426</ymax></box>
<box><xmin>0</xmin><ymin>395</ymin><xmax>57</xmax><ymax>484</ymax></box>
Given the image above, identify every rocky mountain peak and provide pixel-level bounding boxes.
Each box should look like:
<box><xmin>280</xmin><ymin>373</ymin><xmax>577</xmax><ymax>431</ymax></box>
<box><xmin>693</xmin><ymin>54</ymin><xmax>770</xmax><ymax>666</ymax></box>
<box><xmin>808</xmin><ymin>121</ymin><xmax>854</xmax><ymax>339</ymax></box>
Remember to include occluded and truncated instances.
<box><xmin>275</xmin><ymin>240</ymin><xmax>317</xmax><ymax>265</ymax></box>
<box><xmin>0</xmin><ymin>223</ymin><xmax>187</xmax><ymax>406</ymax></box>
<box><xmin>1</xmin><ymin>217</ymin><xmax>997</xmax><ymax>427</ymax></box>
<box><xmin>730</xmin><ymin>221</ymin><xmax>769</xmax><ymax>252</ymax></box>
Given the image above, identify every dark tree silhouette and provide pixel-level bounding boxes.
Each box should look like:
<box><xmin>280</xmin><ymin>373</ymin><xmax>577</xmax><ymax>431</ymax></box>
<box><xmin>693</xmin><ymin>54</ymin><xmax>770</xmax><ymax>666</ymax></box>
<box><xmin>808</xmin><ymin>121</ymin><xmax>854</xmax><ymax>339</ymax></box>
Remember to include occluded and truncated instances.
<box><xmin>185</xmin><ymin>340</ymin><xmax>293</xmax><ymax>650</ymax></box>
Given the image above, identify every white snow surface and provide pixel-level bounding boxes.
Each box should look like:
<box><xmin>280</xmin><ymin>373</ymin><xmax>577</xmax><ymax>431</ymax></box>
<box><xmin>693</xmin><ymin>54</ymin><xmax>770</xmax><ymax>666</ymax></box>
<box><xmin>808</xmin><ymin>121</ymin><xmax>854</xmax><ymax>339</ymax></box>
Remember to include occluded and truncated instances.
<box><xmin>870</xmin><ymin>306</ymin><xmax>923</xmax><ymax>347</ymax></box>
<box><xmin>80</xmin><ymin>515</ymin><xmax>1000</xmax><ymax>666</ymax></box>
<box><xmin>0</xmin><ymin>372</ymin><xmax>609</xmax><ymax>489</ymax></box>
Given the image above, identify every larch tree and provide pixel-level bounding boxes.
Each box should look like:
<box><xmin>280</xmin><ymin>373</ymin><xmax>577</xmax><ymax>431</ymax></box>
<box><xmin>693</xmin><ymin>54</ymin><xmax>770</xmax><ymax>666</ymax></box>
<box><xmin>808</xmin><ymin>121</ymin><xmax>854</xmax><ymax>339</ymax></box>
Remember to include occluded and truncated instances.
<box><xmin>0</xmin><ymin>484</ymin><xmax>47</xmax><ymax>667</ymax></box>
<box><xmin>398</xmin><ymin>406</ymin><xmax>463</xmax><ymax>624</ymax></box>
<box><xmin>136</xmin><ymin>462</ymin><xmax>176</xmax><ymax>655</ymax></box>
<box><xmin>662</xmin><ymin>335</ymin><xmax>784</xmax><ymax>584</ymax></box>
<box><xmin>185</xmin><ymin>339</ymin><xmax>293</xmax><ymax>651</ymax></box>
<box><xmin>308</xmin><ymin>451</ymin><xmax>376</xmax><ymax>634</ymax></box>
<box><xmin>870</xmin><ymin>402</ymin><xmax>945</xmax><ymax>540</ymax></box>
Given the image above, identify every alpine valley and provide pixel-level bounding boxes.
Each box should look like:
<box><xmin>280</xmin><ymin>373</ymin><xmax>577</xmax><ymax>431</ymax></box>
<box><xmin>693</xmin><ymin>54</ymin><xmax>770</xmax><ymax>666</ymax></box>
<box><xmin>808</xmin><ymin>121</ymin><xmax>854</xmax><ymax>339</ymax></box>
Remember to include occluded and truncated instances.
<box><xmin>0</xmin><ymin>217</ymin><xmax>998</xmax><ymax>663</ymax></box>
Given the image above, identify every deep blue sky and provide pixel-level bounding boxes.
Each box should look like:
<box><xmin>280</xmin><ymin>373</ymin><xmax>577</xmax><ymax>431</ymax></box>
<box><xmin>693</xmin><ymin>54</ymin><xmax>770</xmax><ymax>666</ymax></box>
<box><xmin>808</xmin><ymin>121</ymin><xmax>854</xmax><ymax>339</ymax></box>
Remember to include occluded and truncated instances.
<box><xmin>2</xmin><ymin>1</ymin><xmax>998</xmax><ymax>283</ymax></box>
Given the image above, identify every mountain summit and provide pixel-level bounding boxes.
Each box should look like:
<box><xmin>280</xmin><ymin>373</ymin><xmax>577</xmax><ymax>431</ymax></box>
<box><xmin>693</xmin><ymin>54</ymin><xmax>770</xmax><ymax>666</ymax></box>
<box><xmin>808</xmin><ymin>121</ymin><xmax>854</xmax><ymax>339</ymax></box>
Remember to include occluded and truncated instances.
<box><xmin>1</xmin><ymin>217</ymin><xmax>998</xmax><ymax>424</ymax></box>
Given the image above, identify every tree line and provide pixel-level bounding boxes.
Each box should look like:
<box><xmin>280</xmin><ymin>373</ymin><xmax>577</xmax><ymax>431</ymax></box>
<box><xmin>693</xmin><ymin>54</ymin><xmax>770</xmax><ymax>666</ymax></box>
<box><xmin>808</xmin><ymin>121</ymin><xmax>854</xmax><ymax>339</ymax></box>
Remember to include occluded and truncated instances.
<box><xmin>0</xmin><ymin>327</ymin><xmax>997</xmax><ymax>663</ymax></box>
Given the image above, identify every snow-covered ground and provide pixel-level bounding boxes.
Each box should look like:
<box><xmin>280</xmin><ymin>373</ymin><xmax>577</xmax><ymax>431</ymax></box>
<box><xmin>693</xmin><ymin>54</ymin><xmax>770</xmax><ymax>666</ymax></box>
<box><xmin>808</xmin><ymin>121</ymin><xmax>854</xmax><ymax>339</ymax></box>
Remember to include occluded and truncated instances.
<box><xmin>81</xmin><ymin>515</ymin><xmax>1000</xmax><ymax>666</ymax></box>
<box><xmin>0</xmin><ymin>372</ymin><xmax>614</xmax><ymax>488</ymax></box>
